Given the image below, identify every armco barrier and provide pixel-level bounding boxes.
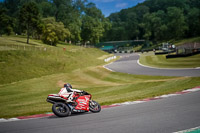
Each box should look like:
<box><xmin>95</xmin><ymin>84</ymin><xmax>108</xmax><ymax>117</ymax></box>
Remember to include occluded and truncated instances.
<box><xmin>166</xmin><ymin>51</ymin><xmax>200</xmax><ymax>58</ymax></box>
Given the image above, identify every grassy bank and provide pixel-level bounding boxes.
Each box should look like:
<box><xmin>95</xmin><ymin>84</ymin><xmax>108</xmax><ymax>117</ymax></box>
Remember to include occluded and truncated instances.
<box><xmin>0</xmin><ymin>36</ymin><xmax>109</xmax><ymax>84</ymax></box>
<box><xmin>173</xmin><ymin>36</ymin><xmax>200</xmax><ymax>46</ymax></box>
<box><xmin>139</xmin><ymin>52</ymin><xmax>200</xmax><ymax>68</ymax></box>
<box><xmin>0</xmin><ymin>36</ymin><xmax>200</xmax><ymax>118</ymax></box>
<box><xmin>139</xmin><ymin>37</ymin><xmax>200</xmax><ymax>68</ymax></box>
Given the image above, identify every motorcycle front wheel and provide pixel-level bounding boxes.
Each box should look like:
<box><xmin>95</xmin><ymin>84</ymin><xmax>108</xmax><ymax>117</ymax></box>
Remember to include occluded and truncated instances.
<box><xmin>52</xmin><ymin>102</ymin><xmax>70</xmax><ymax>117</ymax></box>
<box><xmin>89</xmin><ymin>100</ymin><xmax>101</xmax><ymax>113</ymax></box>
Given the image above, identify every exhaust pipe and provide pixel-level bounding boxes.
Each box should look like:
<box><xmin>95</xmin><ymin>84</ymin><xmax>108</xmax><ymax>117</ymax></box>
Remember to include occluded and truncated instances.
<box><xmin>46</xmin><ymin>98</ymin><xmax>56</xmax><ymax>104</ymax></box>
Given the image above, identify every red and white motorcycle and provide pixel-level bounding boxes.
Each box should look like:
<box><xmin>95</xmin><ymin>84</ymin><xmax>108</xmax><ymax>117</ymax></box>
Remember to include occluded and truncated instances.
<box><xmin>46</xmin><ymin>87</ymin><xmax>101</xmax><ymax>117</ymax></box>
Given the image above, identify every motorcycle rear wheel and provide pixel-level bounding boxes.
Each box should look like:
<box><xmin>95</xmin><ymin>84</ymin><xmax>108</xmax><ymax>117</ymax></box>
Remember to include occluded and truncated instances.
<box><xmin>89</xmin><ymin>100</ymin><xmax>101</xmax><ymax>113</ymax></box>
<box><xmin>52</xmin><ymin>102</ymin><xmax>70</xmax><ymax>117</ymax></box>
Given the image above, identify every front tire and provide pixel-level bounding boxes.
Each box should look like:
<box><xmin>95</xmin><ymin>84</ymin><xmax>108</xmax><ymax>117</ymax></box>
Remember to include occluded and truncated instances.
<box><xmin>52</xmin><ymin>102</ymin><xmax>70</xmax><ymax>117</ymax></box>
<box><xmin>89</xmin><ymin>100</ymin><xmax>101</xmax><ymax>113</ymax></box>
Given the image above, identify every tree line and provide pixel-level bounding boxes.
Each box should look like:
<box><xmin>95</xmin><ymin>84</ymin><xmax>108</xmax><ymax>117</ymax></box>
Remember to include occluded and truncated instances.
<box><xmin>102</xmin><ymin>0</ymin><xmax>200</xmax><ymax>44</ymax></box>
<box><xmin>0</xmin><ymin>0</ymin><xmax>200</xmax><ymax>46</ymax></box>
<box><xmin>0</xmin><ymin>0</ymin><xmax>111</xmax><ymax>45</ymax></box>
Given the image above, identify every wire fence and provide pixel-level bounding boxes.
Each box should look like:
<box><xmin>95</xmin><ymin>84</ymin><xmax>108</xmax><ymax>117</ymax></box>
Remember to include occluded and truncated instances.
<box><xmin>0</xmin><ymin>43</ymin><xmax>97</xmax><ymax>52</ymax></box>
<box><xmin>0</xmin><ymin>44</ymin><xmax>55</xmax><ymax>51</ymax></box>
<box><xmin>0</xmin><ymin>44</ymin><xmax>92</xmax><ymax>54</ymax></box>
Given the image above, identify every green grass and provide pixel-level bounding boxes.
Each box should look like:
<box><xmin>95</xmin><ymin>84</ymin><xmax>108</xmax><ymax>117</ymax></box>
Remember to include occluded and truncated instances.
<box><xmin>139</xmin><ymin>37</ymin><xmax>200</xmax><ymax>68</ymax></box>
<box><xmin>0</xmin><ymin>36</ymin><xmax>109</xmax><ymax>84</ymax></box>
<box><xmin>0</xmin><ymin>35</ymin><xmax>46</xmax><ymax>46</ymax></box>
<box><xmin>0</xmin><ymin>66</ymin><xmax>200</xmax><ymax>118</ymax></box>
<box><xmin>0</xmin><ymin>36</ymin><xmax>200</xmax><ymax>118</ymax></box>
<box><xmin>173</xmin><ymin>36</ymin><xmax>200</xmax><ymax>46</ymax></box>
<box><xmin>133</xmin><ymin>45</ymin><xmax>142</xmax><ymax>51</ymax></box>
<box><xmin>139</xmin><ymin>52</ymin><xmax>200</xmax><ymax>68</ymax></box>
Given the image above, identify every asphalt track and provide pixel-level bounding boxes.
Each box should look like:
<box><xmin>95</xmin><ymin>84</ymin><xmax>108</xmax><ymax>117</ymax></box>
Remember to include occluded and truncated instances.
<box><xmin>105</xmin><ymin>53</ymin><xmax>200</xmax><ymax>77</ymax></box>
<box><xmin>1</xmin><ymin>91</ymin><xmax>200</xmax><ymax>133</ymax></box>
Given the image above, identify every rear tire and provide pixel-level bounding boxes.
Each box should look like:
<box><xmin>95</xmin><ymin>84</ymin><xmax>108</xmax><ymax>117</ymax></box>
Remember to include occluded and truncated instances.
<box><xmin>52</xmin><ymin>102</ymin><xmax>70</xmax><ymax>117</ymax></box>
<box><xmin>89</xmin><ymin>100</ymin><xmax>101</xmax><ymax>113</ymax></box>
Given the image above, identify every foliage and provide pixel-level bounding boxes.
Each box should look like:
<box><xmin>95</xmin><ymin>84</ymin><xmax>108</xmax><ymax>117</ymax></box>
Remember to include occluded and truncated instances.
<box><xmin>104</xmin><ymin>0</ymin><xmax>200</xmax><ymax>42</ymax></box>
<box><xmin>0</xmin><ymin>0</ymin><xmax>200</xmax><ymax>44</ymax></box>
<box><xmin>42</xmin><ymin>17</ymin><xmax>70</xmax><ymax>46</ymax></box>
<box><xmin>81</xmin><ymin>16</ymin><xmax>104</xmax><ymax>44</ymax></box>
<box><xmin>0</xmin><ymin>8</ymin><xmax>13</xmax><ymax>36</ymax></box>
<box><xmin>0</xmin><ymin>0</ymin><xmax>110</xmax><ymax>45</ymax></box>
<box><xmin>19</xmin><ymin>2</ymin><xmax>40</xmax><ymax>44</ymax></box>
<box><xmin>81</xmin><ymin>3</ymin><xmax>110</xmax><ymax>44</ymax></box>
<box><xmin>166</xmin><ymin>7</ymin><xmax>188</xmax><ymax>40</ymax></box>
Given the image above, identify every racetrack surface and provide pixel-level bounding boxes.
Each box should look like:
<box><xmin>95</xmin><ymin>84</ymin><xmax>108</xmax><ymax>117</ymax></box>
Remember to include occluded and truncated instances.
<box><xmin>1</xmin><ymin>91</ymin><xmax>200</xmax><ymax>133</ymax></box>
<box><xmin>105</xmin><ymin>53</ymin><xmax>200</xmax><ymax>77</ymax></box>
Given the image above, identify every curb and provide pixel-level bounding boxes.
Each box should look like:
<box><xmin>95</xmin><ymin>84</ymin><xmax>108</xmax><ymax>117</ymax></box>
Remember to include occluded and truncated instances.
<box><xmin>1</xmin><ymin>86</ymin><xmax>200</xmax><ymax>123</ymax></box>
<box><xmin>112</xmin><ymin>86</ymin><xmax>200</xmax><ymax>107</ymax></box>
<box><xmin>103</xmin><ymin>63</ymin><xmax>115</xmax><ymax>72</ymax></box>
<box><xmin>174</xmin><ymin>126</ymin><xmax>200</xmax><ymax>133</ymax></box>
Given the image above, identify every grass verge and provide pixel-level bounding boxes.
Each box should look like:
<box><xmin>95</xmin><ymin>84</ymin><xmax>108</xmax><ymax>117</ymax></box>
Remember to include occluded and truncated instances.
<box><xmin>139</xmin><ymin>52</ymin><xmax>200</xmax><ymax>68</ymax></box>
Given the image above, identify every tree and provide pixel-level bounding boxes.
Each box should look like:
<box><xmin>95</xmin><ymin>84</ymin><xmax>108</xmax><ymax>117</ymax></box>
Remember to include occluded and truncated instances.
<box><xmin>166</xmin><ymin>7</ymin><xmax>188</xmax><ymax>39</ymax></box>
<box><xmin>142</xmin><ymin>10</ymin><xmax>168</xmax><ymax>41</ymax></box>
<box><xmin>0</xmin><ymin>8</ymin><xmax>13</xmax><ymax>36</ymax></box>
<box><xmin>186</xmin><ymin>8</ymin><xmax>200</xmax><ymax>37</ymax></box>
<box><xmin>81</xmin><ymin>16</ymin><xmax>104</xmax><ymax>44</ymax></box>
<box><xmin>19</xmin><ymin>2</ymin><xmax>40</xmax><ymax>44</ymax></box>
<box><xmin>38</xmin><ymin>1</ymin><xmax>55</xmax><ymax>18</ymax></box>
<box><xmin>125</xmin><ymin>12</ymin><xmax>139</xmax><ymax>40</ymax></box>
<box><xmin>53</xmin><ymin>0</ymin><xmax>72</xmax><ymax>22</ymax></box>
<box><xmin>51</xmin><ymin>0</ymin><xmax>86</xmax><ymax>44</ymax></box>
<box><xmin>81</xmin><ymin>3</ymin><xmax>106</xmax><ymax>44</ymax></box>
<box><xmin>42</xmin><ymin>17</ymin><xmax>70</xmax><ymax>46</ymax></box>
<box><xmin>68</xmin><ymin>20</ymin><xmax>82</xmax><ymax>43</ymax></box>
<box><xmin>3</xmin><ymin>0</ymin><xmax>21</xmax><ymax>17</ymax></box>
<box><xmin>100</xmin><ymin>18</ymin><xmax>112</xmax><ymax>42</ymax></box>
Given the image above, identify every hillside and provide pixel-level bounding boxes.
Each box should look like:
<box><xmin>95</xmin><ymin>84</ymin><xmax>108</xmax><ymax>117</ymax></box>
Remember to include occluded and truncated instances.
<box><xmin>104</xmin><ymin>0</ymin><xmax>200</xmax><ymax>42</ymax></box>
<box><xmin>0</xmin><ymin>36</ymin><xmax>108</xmax><ymax>85</ymax></box>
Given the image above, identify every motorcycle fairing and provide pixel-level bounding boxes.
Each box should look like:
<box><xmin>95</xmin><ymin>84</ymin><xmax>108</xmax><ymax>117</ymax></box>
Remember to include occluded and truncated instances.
<box><xmin>75</xmin><ymin>95</ymin><xmax>91</xmax><ymax>111</ymax></box>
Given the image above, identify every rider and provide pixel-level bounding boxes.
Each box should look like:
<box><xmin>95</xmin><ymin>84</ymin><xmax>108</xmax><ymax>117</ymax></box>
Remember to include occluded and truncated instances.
<box><xmin>64</xmin><ymin>83</ymin><xmax>74</xmax><ymax>102</ymax></box>
<box><xmin>58</xmin><ymin>83</ymin><xmax>82</xmax><ymax>102</ymax></box>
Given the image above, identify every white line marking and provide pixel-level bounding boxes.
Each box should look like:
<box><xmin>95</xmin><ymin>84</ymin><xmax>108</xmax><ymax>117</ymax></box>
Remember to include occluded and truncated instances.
<box><xmin>103</xmin><ymin>64</ymin><xmax>115</xmax><ymax>72</ymax></box>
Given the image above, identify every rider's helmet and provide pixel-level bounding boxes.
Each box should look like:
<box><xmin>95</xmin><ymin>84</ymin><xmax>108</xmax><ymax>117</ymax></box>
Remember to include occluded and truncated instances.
<box><xmin>64</xmin><ymin>83</ymin><xmax>72</xmax><ymax>89</ymax></box>
<box><xmin>64</xmin><ymin>83</ymin><xmax>73</xmax><ymax>92</ymax></box>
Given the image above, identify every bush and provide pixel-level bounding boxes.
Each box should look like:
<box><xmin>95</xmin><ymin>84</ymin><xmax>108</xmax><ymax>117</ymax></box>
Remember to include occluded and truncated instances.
<box><xmin>41</xmin><ymin>18</ymin><xmax>70</xmax><ymax>46</ymax></box>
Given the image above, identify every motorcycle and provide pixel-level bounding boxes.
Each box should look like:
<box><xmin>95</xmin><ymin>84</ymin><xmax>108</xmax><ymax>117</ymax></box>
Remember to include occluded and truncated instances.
<box><xmin>46</xmin><ymin>88</ymin><xmax>101</xmax><ymax>117</ymax></box>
